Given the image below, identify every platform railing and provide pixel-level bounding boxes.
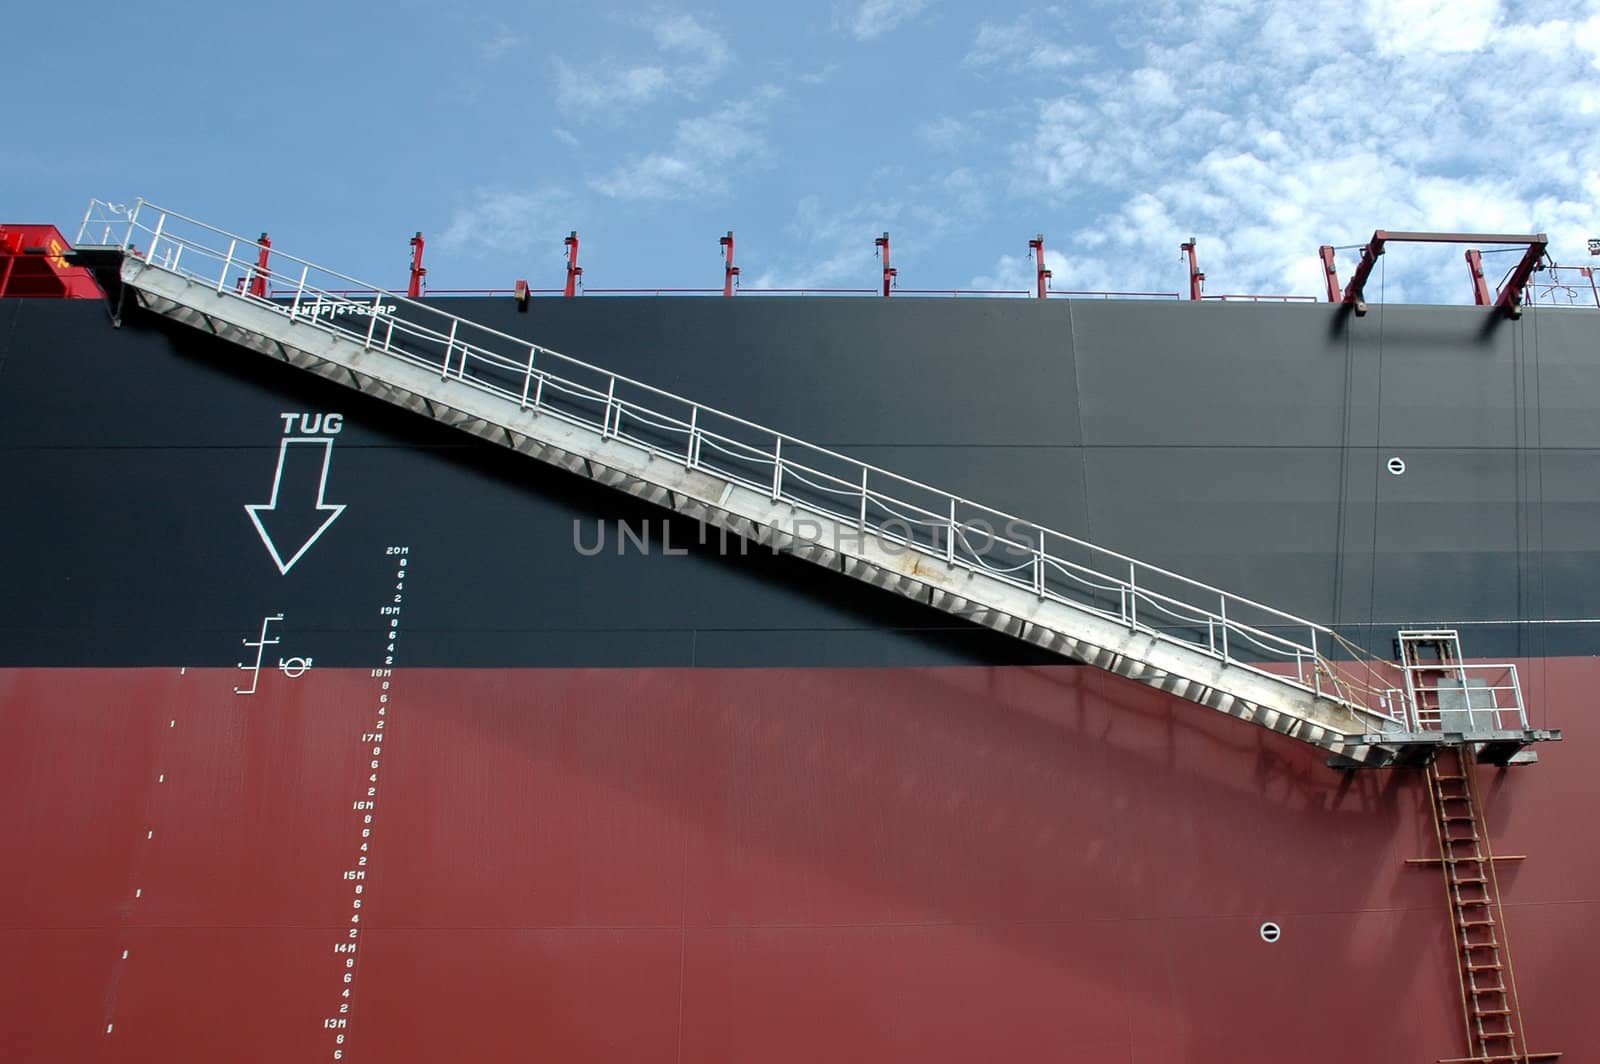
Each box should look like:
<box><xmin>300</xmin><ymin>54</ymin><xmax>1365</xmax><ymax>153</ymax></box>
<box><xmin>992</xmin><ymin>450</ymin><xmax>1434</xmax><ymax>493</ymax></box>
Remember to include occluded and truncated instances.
<box><xmin>88</xmin><ymin>197</ymin><xmax>1414</xmax><ymax>729</ymax></box>
<box><xmin>1518</xmin><ymin>264</ymin><xmax>1599</xmax><ymax>310</ymax></box>
<box><xmin>1402</xmin><ymin>664</ymin><xmax>1528</xmax><ymax>733</ymax></box>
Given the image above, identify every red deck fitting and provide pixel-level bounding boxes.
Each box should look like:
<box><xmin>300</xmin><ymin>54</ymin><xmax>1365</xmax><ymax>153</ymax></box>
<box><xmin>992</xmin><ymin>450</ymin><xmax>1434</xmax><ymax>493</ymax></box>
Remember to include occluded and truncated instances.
<box><xmin>1464</xmin><ymin>249</ymin><xmax>1492</xmax><ymax>306</ymax></box>
<box><xmin>874</xmin><ymin>232</ymin><xmax>896</xmax><ymax>297</ymax></box>
<box><xmin>248</xmin><ymin>234</ymin><xmax>271</xmax><ymax>298</ymax></box>
<box><xmin>408</xmin><ymin>232</ymin><xmax>427</xmax><ymax>299</ymax></box>
<box><xmin>1028</xmin><ymin>235</ymin><xmax>1051</xmax><ymax>299</ymax></box>
<box><xmin>563</xmin><ymin>231</ymin><xmax>582</xmax><ymax>298</ymax></box>
<box><xmin>1180</xmin><ymin>238</ymin><xmax>1205</xmax><ymax>301</ymax></box>
<box><xmin>0</xmin><ymin>224</ymin><xmax>103</xmax><ymax>299</ymax></box>
<box><xmin>1328</xmin><ymin>230</ymin><xmax>1548</xmax><ymax>317</ymax></box>
<box><xmin>720</xmin><ymin>231</ymin><xmax>740</xmax><ymax>297</ymax></box>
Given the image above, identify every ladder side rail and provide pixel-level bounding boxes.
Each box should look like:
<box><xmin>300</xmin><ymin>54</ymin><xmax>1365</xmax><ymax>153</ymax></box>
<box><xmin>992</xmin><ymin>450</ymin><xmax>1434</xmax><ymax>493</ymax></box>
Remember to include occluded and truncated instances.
<box><xmin>118</xmin><ymin>200</ymin><xmax>1408</xmax><ymax>712</ymax></box>
<box><xmin>1399</xmin><ymin>635</ymin><xmax>1428</xmax><ymax>731</ymax></box>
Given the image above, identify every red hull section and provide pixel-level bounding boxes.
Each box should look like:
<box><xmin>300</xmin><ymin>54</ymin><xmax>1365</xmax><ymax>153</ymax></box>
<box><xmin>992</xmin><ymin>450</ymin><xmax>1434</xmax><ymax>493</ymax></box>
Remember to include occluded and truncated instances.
<box><xmin>2</xmin><ymin>663</ymin><xmax>1593</xmax><ymax>1062</ymax></box>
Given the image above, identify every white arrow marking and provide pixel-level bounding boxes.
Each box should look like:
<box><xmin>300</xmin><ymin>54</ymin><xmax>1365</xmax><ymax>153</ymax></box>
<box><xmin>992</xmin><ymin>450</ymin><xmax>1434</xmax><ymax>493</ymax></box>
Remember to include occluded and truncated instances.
<box><xmin>244</xmin><ymin>437</ymin><xmax>347</xmax><ymax>574</ymax></box>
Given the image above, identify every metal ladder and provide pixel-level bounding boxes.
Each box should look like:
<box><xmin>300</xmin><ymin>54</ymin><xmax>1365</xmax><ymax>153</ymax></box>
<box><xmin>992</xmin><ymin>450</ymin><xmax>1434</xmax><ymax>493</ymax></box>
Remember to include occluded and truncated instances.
<box><xmin>1402</xmin><ymin>632</ymin><xmax>1559</xmax><ymax>1063</ymax></box>
<box><xmin>78</xmin><ymin>200</ymin><xmax>1562</xmax><ymax>766</ymax></box>
<box><xmin>1427</xmin><ymin>745</ymin><xmax>1524</xmax><ymax>1063</ymax></box>
<box><xmin>1421</xmin><ymin>744</ymin><xmax>1561</xmax><ymax>1064</ymax></box>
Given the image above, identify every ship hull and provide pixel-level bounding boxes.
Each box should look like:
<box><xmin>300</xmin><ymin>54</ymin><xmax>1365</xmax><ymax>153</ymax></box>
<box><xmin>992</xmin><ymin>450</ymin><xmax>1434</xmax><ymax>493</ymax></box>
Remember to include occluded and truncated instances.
<box><xmin>2</xmin><ymin>293</ymin><xmax>1595</xmax><ymax>1061</ymax></box>
<box><xmin>3</xmin><ymin>662</ymin><xmax>1594</xmax><ymax>1062</ymax></box>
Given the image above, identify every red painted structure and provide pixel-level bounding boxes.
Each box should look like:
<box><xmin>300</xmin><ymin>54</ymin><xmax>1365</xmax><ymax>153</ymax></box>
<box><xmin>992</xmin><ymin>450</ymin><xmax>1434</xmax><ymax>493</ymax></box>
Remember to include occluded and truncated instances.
<box><xmin>1319</xmin><ymin>231</ymin><xmax>1549</xmax><ymax>317</ymax></box>
<box><xmin>1029</xmin><ymin>234</ymin><xmax>1051</xmax><ymax>299</ymax></box>
<box><xmin>1465</xmin><ymin>249</ymin><xmax>1493</xmax><ymax>306</ymax></box>
<box><xmin>247</xmin><ymin>233</ymin><xmax>271</xmax><ymax>299</ymax></box>
<box><xmin>0</xmin><ymin>660</ymin><xmax>1590</xmax><ymax>1062</ymax></box>
<box><xmin>564</xmin><ymin>231</ymin><xmax>582</xmax><ymax>298</ymax></box>
<box><xmin>0</xmin><ymin>225</ymin><xmax>102</xmax><ymax>299</ymax></box>
<box><xmin>874</xmin><ymin>232</ymin><xmax>896</xmax><ymax>297</ymax></box>
<box><xmin>720</xmin><ymin>231</ymin><xmax>740</xmax><ymax>297</ymax></box>
<box><xmin>407</xmin><ymin>232</ymin><xmax>427</xmax><ymax>299</ymax></box>
<box><xmin>1180</xmin><ymin>239</ymin><xmax>1205</xmax><ymax>301</ymax></box>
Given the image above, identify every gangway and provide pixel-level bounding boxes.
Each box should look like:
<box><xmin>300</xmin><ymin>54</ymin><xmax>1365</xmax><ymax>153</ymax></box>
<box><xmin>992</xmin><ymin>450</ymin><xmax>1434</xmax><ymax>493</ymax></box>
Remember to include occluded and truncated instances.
<box><xmin>79</xmin><ymin>200</ymin><xmax>1561</xmax><ymax>767</ymax></box>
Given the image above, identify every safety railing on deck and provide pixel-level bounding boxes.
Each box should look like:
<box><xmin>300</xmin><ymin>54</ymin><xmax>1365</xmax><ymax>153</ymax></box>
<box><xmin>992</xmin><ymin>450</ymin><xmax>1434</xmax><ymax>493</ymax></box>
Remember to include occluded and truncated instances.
<box><xmin>1517</xmin><ymin>264</ymin><xmax>1600</xmax><ymax>310</ymax></box>
<box><xmin>83</xmin><ymin>197</ymin><xmax>1418</xmax><ymax>729</ymax></box>
<box><xmin>1398</xmin><ymin>663</ymin><xmax>1527</xmax><ymax>733</ymax></box>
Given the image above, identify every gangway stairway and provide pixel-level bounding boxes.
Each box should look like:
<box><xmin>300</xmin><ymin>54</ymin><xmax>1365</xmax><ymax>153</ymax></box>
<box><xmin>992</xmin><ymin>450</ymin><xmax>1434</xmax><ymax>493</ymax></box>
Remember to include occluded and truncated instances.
<box><xmin>83</xmin><ymin>201</ymin><xmax>1562</xmax><ymax>768</ymax></box>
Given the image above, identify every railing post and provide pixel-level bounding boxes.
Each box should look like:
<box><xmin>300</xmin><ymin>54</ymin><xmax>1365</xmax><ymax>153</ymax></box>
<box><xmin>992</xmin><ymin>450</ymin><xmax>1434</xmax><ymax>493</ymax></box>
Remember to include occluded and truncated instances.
<box><xmin>946</xmin><ymin>498</ymin><xmax>956</xmax><ymax>564</ymax></box>
<box><xmin>1508</xmin><ymin>665</ymin><xmax>1526</xmax><ymax>729</ymax></box>
<box><xmin>858</xmin><ymin>468</ymin><xmax>868</xmax><ymax>531</ymax></box>
<box><xmin>1034</xmin><ymin>530</ymin><xmax>1045</xmax><ymax>597</ymax></box>
<box><xmin>291</xmin><ymin>265</ymin><xmax>309</xmax><ymax>319</ymax></box>
<box><xmin>1127</xmin><ymin>562</ymin><xmax>1137</xmax><ymax>629</ymax></box>
<box><xmin>217</xmin><ymin>238</ymin><xmax>237</xmax><ymax>295</ymax></box>
<box><xmin>771</xmin><ymin>437</ymin><xmax>783</xmax><ymax>500</ymax></box>
<box><xmin>603</xmin><ymin>376</ymin><xmax>617</xmax><ymax>438</ymax></box>
<box><xmin>146</xmin><ymin>212</ymin><xmax>165</xmax><ymax>267</ymax></box>
<box><xmin>439</xmin><ymin>319</ymin><xmax>458</xmax><ymax>379</ymax></box>
<box><xmin>365</xmin><ymin>291</ymin><xmax>384</xmax><ymax>348</ymax></box>
<box><xmin>687</xmin><ymin>407</ymin><xmax>699</xmax><ymax>469</ymax></box>
<box><xmin>1219</xmin><ymin>596</ymin><xmax>1229</xmax><ymax>663</ymax></box>
<box><xmin>520</xmin><ymin>347</ymin><xmax>537</xmax><ymax>409</ymax></box>
<box><xmin>1306</xmin><ymin>626</ymin><xmax>1319</xmax><ymax>697</ymax></box>
<box><xmin>122</xmin><ymin>200</ymin><xmax>143</xmax><ymax>251</ymax></box>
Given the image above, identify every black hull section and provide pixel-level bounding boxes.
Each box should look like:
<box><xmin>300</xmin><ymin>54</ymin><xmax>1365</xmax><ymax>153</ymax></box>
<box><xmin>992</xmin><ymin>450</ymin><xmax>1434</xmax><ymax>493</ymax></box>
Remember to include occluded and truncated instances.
<box><xmin>2</xmin><ymin>295</ymin><xmax>1596</xmax><ymax>669</ymax></box>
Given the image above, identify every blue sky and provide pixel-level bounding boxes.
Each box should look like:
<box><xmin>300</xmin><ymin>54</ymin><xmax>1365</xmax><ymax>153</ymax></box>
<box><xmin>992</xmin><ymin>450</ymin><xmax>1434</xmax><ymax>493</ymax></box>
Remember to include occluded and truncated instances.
<box><xmin>9</xmin><ymin>0</ymin><xmax>1599</xmax><ymax>303</ymax></box>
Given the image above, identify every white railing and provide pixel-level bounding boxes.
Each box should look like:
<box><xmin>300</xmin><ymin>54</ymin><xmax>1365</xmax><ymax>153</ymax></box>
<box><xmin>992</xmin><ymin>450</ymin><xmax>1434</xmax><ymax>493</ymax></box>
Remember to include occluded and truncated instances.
<box><xmin>1401</xmin><ymin>663</ymin><xmax>1528</xmax><ymax>733</ymax></box>
<box><xmin>1517</xmin><ymin>264</ymin><xmax>1600</xmax><ymax>310</ymax></box>
<box><xmin>85</xmin><ymin>198</ymin><xmax>1415</xmax><ymax>728</ymax></box>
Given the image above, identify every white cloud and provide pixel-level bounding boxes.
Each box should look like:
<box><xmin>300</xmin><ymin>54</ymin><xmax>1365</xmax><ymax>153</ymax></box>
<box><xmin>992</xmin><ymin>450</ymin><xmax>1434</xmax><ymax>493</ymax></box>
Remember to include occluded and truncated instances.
<box><xmin>554</xmin><ymin>63</ymin><xmax>671</xmax><ymax>114</ymax></box>
<box><xmin>480</xmin><ymin>26</ymin><xmax>525</xmax><ymax>63</ymax></box>
<box><xmin>646</xmin><ymin>11</ymin><xmax>731</xmax><ymax>68</ymax></box>
<box><xmin>749</xmin><ymin>171</ymin><xmax>996</xmax><ymax>290</ymax></box>
<box><xmin>440</xmin><ymin>187</ymin><xmax>573</xmax><ymax>255</ymax></box>
<box><xmin>591</xmin><ymin>88</ymin><xmax>781</xmax><ymax>201</ymax></box>
<box><xmin>967</xmin><ymin>11</ymin><xmax>1091</xmax><ymax>71</ymax></box>
<box><xmin>997</xmin><ymin>0</ymin><xmax>1600</xmax><ymax>302</ymax></box>
<box><xmin>843</xmin><ymin>0</ymin><xmax>930</xmax><ymax>41</ymax></box>
<box><xmin>552</xmin><ymin>12</ymin><xmax>731</xmax><ymax>118</ymax></box>
<box><xmin>1365</xmin><ymin>0</ymin><xmax>1500</xmax><ymax>56</ymax></box>
<box><xmin>917</xmin><ymin>115</ymin><xmax>971</xmax><ymax>150</ymax></box>
<box><xmin>970</xmin><ymin>246</ymin><xmax>1070</xmax><ymax>294</ymax></box>
<box><xmin>746</xmin><ymin>194</ymin><xmax>904</xmax><ymax>289</ymax></box>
